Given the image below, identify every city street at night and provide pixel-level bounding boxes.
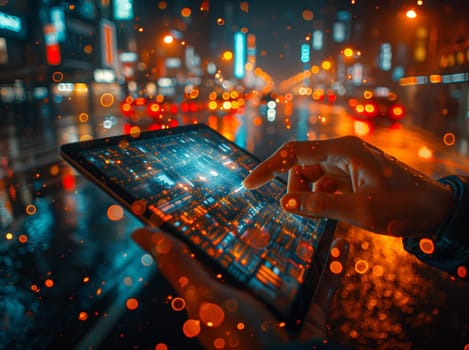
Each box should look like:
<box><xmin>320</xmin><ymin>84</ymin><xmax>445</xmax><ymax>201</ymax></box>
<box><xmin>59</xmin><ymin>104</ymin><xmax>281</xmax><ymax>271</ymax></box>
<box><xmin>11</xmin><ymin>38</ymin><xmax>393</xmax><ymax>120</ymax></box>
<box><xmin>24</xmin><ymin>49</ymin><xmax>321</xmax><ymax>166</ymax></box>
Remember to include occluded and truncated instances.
<box><xmin>2</xmin><ymin>94</ymin><xmax>469</xmax><ymax>349</ymax></box>
<box><xmin>1</xmin><ymin>1</ymin><xmax>469</xmax><ymax>350</ymax></box>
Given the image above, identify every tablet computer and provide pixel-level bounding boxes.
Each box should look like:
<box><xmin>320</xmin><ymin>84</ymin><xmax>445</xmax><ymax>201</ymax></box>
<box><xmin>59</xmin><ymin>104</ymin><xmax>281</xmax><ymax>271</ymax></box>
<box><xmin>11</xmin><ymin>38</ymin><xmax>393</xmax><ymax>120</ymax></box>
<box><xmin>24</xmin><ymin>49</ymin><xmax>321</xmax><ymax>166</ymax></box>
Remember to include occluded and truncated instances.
<box><xmin>60</xmin><ymin>123</ymin><xmax>336</xmax><ymax>330</ymax></box>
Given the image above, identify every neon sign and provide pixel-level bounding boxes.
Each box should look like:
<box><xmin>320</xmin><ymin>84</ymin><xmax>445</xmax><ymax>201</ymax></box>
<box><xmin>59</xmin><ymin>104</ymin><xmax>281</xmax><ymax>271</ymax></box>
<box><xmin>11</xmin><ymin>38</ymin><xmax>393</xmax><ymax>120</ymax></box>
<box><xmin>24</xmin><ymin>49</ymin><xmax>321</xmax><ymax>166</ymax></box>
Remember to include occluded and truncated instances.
<box><xmin>0</xmin><ymin>11</ymin><xmax>22</xmax><ymax>34</ymax></box>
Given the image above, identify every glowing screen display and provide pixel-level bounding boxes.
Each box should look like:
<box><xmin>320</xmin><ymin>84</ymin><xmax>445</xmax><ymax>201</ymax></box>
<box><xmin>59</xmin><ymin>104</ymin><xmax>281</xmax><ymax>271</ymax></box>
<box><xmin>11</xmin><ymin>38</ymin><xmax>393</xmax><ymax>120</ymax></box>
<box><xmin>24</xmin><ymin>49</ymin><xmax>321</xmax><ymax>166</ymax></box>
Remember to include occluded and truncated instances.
<box><xmin>63</xmin><ymin>125</ymin><xmax>334</xmax><ymax>320</ymax></box>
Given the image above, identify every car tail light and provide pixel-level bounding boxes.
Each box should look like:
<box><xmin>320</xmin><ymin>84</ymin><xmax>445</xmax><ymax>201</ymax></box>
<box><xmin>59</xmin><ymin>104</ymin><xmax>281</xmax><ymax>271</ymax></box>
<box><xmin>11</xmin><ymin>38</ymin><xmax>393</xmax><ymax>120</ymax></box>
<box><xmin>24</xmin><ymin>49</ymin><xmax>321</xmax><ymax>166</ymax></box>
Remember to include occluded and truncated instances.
<box><xmin>181</xmin><ymin>102</ymin><xmax>190</xmax><ymax>113</ymax></box>
<box><xmin>169</xmin><ymin>103</ymin><xmax>178</xmax><ymax>114</ymax></box>
<box><xmin>134</xmin><ymin>97</ymin><xmax>146</xmax><ymax>106</ymax></box>
<box><xmin>190</xmin><ymin>102</ymin><xmax>198</xmax><ymax>113</ymax></box>
<box><xmin>312</xmin><ymin>89</ymin><xmax>325</xmax><ymax>101</ymax></box>
<box><xmin>148</xmin><ymin>123</ymin><xmax>162</xmax><ymax>131</ymax></box>
<box><xmin>355</xmin><ymin>104</ymin><xmax>365</xmax><ymax>114</ymax></box>
<box><xmin>148</xmin><ymin>103</ymin><xmax>161</xmax><ymax>116</ymax></box>
<box><xmin>61</xmin><ymin>171</ymin><xmax>76</xmax><ymax>191</ymax></box>
<box><xmin>223</xmin><ymin>101</ymin><xmax>232</xmax><ymax>110</ymax></box>
<box><xmin>364</xmin><ymin>103</ymin><xmax>376</xmax><ymax>115</ymax></box>
<box><xmin>208</xmin><ymin>101</ymin><xmax>217</xmax><ymax>110</ymax></box>
<box><xmin>348</xmin><ymin>98</ymin><xmax>358</xmax><ymax>107</ymax></box>
<box><xmin>123</xmin><ymin>123</ymin><xmax>132</xmax><ymax>134</ymax></box>
<box><xmin>390</xmin><ymin>104</ymin><xmax>405</xmax><ymax>120</ymax></box>
<box><xmin>121</xmin><ymin>102</ymin><xmax>133</xmax><ymax>116</ymax></box>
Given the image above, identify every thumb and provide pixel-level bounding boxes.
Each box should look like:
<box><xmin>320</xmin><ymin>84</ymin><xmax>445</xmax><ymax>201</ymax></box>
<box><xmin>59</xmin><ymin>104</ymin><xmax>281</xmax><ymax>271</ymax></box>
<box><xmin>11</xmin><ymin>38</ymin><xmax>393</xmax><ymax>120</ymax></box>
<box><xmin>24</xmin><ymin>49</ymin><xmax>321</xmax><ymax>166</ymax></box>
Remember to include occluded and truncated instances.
<box><xmin>313</xmin><ymin>238</ymin><xmax>349</xmax><ymax>313</ymax></box>
<box><xmin>297</xmin><ymin>238</ymin><xmax>349</xmax><ymax>341</ymax></box>
<box><xmin>281</xmin><ymin>191</ymin><xmax>367</xmax><ymax>227</ymax></box>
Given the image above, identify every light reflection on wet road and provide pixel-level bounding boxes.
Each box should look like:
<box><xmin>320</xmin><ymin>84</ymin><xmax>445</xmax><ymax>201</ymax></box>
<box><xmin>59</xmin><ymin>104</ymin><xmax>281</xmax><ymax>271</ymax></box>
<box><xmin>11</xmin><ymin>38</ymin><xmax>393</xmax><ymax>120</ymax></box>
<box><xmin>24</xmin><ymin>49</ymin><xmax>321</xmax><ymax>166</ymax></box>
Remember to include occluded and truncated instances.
<box><xmin>1</xmin><ymin>97</ymin><xmax>468</xmax><ymax>349</ymax></box>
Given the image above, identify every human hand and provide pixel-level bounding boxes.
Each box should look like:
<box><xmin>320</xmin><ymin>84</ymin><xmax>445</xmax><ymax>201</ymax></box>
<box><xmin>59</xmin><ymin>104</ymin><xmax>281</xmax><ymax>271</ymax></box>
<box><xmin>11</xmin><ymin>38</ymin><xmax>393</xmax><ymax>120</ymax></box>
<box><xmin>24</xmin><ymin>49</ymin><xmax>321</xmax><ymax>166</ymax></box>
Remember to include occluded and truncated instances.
<box><xmin>132</xmin><ymin>228</ymin><xmax>349</xmax><ymax>350</ymax></box>
<box><xmin>243</xmin><ymin>136</ymin><xmax>454</xmax><ymax>238</ymax></box>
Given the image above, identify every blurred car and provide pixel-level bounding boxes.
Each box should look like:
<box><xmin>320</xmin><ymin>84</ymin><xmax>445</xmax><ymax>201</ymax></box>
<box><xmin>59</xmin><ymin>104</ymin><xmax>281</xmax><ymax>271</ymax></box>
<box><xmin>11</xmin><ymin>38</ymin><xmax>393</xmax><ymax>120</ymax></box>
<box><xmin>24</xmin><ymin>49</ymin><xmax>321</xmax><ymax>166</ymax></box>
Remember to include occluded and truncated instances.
<box><xmin>312</xmin><ymin>87</ymin><xmax>337</xmax><ymax>104</ymax></box>
<box><xmin>207</xmin><ymin>90</ymin><xmax>245</xmax><ymax>114</ymax></box>
<box><xmin>120</xmin><ymin>95</ymin><xmax>178</xmax><ymax>133</ymax></box>
<box><xmin>348</xmin><ymin>93</ymin><xmax>405</xmax><ymax>123</ymax></box>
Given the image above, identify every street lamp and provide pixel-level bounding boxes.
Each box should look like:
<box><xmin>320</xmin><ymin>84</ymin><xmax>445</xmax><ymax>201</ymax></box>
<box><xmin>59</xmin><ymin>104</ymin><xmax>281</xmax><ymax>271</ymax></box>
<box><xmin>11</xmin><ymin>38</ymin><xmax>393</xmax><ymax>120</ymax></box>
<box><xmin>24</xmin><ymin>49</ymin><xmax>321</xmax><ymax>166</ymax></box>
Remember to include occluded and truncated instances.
<box><xmin>406</xmin><ymin>9</ymin><xmax>417</xmax><ymax>19</ymax></box>
<box><xmin>163</xmin><ymin>34</ymin><xmax>174</xmax><ymax>44</ymax></box>
<box><xmin>222</xmin><ymin>50</ymin><xmax>233</xmax><ymax>61</ymax></box>
<box><xmin>343</xmin><ymin>47</ymin><xmax>354</xmax><ymax>58</ymax></box>
<box><xmin>402</xmin><ymin>7</ymin><xmax>438</xmax><ymax>70</ymax></box>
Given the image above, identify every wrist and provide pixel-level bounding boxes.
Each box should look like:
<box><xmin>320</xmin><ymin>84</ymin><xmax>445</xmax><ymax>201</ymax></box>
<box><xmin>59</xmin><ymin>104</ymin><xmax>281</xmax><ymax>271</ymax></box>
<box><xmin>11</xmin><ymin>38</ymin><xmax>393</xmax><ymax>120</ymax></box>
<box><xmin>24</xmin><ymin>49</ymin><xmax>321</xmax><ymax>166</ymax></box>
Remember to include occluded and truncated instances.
<box><xmin>435</xmin><ymin>175</ymin><xmax>462</xmax><ymax>236</ymax></box>
<box><xmin>403</xmin><ymin>175</ymin><xmax>469</xmax><ymax>280</ymax></box>
<box><xmin>411</xmin><ymin>177</ymin><xmax>455</xmax><ymax>240</ymax></box>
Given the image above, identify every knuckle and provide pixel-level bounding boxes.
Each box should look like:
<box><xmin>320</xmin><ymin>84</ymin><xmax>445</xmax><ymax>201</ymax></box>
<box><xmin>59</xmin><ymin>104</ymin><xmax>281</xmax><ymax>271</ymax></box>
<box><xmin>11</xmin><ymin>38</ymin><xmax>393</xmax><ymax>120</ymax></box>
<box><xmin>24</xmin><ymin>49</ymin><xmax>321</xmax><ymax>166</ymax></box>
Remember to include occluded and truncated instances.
<box><xmin>340</xmin><ymin>135</ymin><xmax>362</xmax><ymax>147</ymax></box>
<box><xmin>340</xmin><ymin>135</ymin><xmax>359</xmax><ymax>142</ymax></box>
<box><xmin>303</xmin><ymin>194</ymin><xmax>325</xmax><ymax>213</ymax></box>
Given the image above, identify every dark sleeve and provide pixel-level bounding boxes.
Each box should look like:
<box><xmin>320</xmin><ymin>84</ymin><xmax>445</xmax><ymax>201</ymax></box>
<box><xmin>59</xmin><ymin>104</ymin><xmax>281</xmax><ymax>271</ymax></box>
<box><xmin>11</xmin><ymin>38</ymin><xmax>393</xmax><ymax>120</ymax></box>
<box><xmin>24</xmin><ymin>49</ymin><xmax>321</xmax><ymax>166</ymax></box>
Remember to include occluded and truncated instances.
<box><xmin>402</xmin><ymin>175</ymin><xmax>469</xmax><ymax>281</ymax></box>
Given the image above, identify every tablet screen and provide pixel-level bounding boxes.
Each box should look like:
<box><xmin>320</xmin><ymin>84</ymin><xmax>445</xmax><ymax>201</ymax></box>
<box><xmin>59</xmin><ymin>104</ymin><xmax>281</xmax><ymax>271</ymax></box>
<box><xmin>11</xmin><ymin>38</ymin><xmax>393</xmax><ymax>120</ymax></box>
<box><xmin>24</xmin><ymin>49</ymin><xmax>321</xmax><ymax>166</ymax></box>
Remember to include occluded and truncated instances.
<box><xmin>61</xmin><ymin>124</ymin><xmax>335</xmax><ymax>325</ymax></box>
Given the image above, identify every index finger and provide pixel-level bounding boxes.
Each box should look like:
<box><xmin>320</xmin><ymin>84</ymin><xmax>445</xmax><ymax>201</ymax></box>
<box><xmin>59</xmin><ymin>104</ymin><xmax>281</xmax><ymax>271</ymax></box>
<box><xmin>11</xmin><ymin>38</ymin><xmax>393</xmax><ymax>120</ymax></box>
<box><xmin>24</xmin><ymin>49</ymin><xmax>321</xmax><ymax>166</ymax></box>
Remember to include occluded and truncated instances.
<box><xmin>243</xmin><ymin>138</ymin><xmax>346</xmax><ymax>190</ymax></box>
<box><xmin>243</xmin><ymin>135</ymin><xmax>382</xmax><ymax>190</ymax></box>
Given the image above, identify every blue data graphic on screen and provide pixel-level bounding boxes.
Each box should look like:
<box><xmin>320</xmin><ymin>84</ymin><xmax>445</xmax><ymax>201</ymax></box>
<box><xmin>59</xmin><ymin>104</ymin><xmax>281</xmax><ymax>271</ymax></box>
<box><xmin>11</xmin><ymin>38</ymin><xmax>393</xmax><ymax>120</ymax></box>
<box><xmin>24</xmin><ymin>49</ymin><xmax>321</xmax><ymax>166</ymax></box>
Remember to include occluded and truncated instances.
<box><xmin>79</xmin><ymin>127</ymin><xmax>329</xmax><ymax>316</ymax></box>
